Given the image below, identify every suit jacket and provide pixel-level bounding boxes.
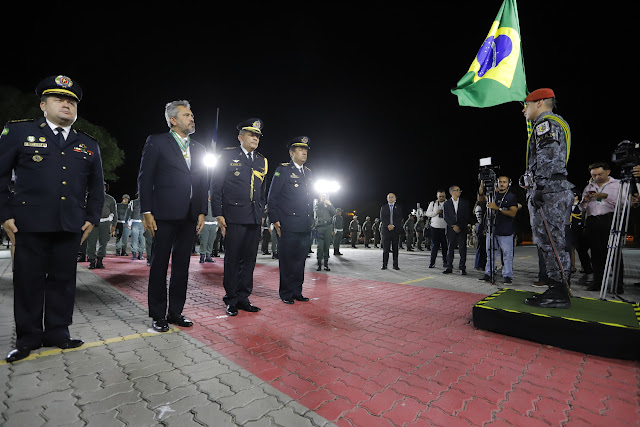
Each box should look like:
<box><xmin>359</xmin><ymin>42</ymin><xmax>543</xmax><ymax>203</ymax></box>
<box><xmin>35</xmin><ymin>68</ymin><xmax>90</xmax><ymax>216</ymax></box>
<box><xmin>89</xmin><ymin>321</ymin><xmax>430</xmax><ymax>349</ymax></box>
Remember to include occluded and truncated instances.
<box><xmin>137</xmin><ymin>132</ymin><xmax>208</xmax><ymax>221</ymax></box>
<box><xmin>210</xmin><ymin>146</ymin><xmax>268</xmax><ymax>225</ymax></box>
<box><xmin>267</xmin><ymin>162</ymin><xmax>313</xmax><ymax>233</ymax></box>
<box><xmin>379</xmin><ymin>203</ymin><xmax>403</xmax><ymax>236</ymax></box>
<box><xmin>0</xmin><ymin>118</ymin><xmax>104</xmax><ymax>232</ymax></box>
<box><xmin>443</xmin><ymin>198</ymin><xmax>471</xmax><ymax>232</ymax></box>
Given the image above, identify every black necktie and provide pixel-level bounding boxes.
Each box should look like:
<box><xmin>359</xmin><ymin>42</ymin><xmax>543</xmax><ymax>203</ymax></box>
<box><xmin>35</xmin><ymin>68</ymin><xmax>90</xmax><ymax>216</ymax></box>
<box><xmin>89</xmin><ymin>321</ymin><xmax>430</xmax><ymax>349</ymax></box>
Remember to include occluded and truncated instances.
<box><xmin>55</xmin><ymin>127</ymin><xmax>65</xmax><ymax>144</ymax></box>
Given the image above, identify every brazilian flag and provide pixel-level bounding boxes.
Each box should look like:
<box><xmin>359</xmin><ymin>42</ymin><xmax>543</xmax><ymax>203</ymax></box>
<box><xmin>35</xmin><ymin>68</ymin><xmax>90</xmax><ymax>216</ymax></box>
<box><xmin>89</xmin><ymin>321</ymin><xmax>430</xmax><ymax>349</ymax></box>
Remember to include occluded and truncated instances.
<box><xmin>451</xmin><ymin>0</ymin><xmax>527</xmax><ymax>107</ymax></box>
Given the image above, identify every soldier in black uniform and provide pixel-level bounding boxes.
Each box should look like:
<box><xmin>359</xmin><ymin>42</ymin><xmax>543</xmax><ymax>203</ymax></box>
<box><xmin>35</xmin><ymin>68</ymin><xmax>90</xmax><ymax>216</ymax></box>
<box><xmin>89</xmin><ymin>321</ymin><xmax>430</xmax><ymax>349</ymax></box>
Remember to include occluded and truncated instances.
<box><xmin>210</xmin><ymin>118</ymin><xmax>268</xmax><ymax>316</ymax></box>
<box><xmin>268</xmin><ymin>136</ymin><xmax>314</xmax><ymax>304</ymax></box>
<box><xmin>1</xmin><ymin>75</ymin><xmax>104</xmax><ymax>362</ymax></box>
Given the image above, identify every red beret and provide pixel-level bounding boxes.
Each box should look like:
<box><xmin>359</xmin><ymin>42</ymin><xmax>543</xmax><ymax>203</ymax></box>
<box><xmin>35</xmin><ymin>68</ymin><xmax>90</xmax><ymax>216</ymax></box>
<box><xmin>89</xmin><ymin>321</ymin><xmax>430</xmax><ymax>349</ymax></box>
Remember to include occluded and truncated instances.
<box><xmin>525</xmin><ymin>88</ymin><xmax>555</xmax><ymax>102</ymax></box>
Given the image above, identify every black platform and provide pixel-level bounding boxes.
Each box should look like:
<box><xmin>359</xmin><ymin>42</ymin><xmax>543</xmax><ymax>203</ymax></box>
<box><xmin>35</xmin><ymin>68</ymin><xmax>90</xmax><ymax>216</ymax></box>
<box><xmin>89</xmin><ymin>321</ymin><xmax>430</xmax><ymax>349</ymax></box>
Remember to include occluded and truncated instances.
<box><xmin>473</xmin><ymin>288</ymin><xmax>640</xmax><ymax>360</ymax></box>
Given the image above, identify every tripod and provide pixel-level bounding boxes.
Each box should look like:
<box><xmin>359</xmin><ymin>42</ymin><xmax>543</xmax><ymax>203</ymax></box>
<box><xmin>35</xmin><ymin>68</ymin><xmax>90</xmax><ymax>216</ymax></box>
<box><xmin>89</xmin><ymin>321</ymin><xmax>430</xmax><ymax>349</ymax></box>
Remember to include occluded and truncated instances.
<box><xmin>599</xmin><ymin>173</ymin><xmax>639</xmax><ymax>300</ymax></box>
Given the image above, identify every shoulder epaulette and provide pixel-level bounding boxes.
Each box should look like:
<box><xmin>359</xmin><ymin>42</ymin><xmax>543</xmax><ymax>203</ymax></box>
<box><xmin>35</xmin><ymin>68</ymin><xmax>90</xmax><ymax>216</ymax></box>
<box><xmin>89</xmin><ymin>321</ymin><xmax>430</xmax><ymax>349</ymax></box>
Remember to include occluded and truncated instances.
<box><xmin>280</xmin><ymin>162</ymin><xmax>290</xmax><ymax>166</ymax></box>
<box><xmin>304</xmin><ymin>166</ymin><xmax>311</xmax><ymax>171</ymax></box>
<box><xmin>7</xmin><ymin>118</ymin><xmax>34</xmax><ymax>124</ymax></box>
<box><xmin>76</xmin><ymin>129</ymin><xmax>97</xmax><ymax>141</ymax></box>
<box><xmin>223</xmin><ymin>146</ymin><xmax>237</xmax><ymax>150</ymax></box>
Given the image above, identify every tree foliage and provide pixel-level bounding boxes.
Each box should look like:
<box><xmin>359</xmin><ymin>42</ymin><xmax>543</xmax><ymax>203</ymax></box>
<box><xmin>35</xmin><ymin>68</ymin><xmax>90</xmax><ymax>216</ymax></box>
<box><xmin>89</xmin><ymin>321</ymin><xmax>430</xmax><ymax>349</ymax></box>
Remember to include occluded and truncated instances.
<box><xmin>0</xmin><ymin>85</ymin><xmax>125</xmax><ymax>181</ymax></box>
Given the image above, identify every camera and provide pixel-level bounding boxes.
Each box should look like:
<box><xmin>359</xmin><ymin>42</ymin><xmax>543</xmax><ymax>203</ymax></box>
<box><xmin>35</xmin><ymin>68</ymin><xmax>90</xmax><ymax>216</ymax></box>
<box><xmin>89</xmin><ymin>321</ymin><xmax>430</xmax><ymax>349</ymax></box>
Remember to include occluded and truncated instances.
<box><xmin>478</xmin><ymin>157</ymin><xmax>499</xmax><ymax>196</ymax></box>
<box><xmin>611</xmin><ymin>140</ymin><xmax>640</xmax><ymax>178</ymax></box>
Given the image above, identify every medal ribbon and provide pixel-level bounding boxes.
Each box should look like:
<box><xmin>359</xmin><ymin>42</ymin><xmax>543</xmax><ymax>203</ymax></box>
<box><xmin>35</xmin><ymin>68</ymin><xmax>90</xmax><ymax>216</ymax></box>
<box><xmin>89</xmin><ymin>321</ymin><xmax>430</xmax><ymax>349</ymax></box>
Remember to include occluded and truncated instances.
<box><xmin>170</xmin><ymin>130</ymin><xmax>190</xmax><ymax>159</ymax></box>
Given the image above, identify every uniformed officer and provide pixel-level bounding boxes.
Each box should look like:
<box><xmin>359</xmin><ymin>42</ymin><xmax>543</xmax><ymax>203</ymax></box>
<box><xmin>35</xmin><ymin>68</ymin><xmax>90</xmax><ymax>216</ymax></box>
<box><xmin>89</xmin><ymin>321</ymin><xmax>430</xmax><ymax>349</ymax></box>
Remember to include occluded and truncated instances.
<box><xmin>0</xmin><ymin>75</ymin><xmax>104</xmax><ymax>362</ymax></box>
<box><xmin>210</xmin><ymin>118</ymin><xmax>268</xmax><ymax>316</ymax></box>
<box><xmin>115</xmin><ymin>193</ymin><xmax>130</xmax><ymax>256</ymax></box>
<box><xmin>268</xmin><ymin>136</ymin><xmax>314</xmax><ymax>304</ymax></box>
<box><xmin>362</xmin><ymin>216</ymin><xmax>373</xmax><ymax>248</ymax></box>
<box><xmin>521</xmin><ymin>88</ymin><xmax>574</xmax><ymax>309</ymax></box>
<box><xmin>86</xmin><ymin>182</ymin><xmax>117</xmax><ymax>269</ymax></box>
<box><xmin>314</xmin><ymin>193</ymin><xmax>335</xmax><ymax>271</ymax></box>
<box><xmin>332</xmin><ymin>208</ymin><xmax>344</xmax><ymax>255</ymax></box>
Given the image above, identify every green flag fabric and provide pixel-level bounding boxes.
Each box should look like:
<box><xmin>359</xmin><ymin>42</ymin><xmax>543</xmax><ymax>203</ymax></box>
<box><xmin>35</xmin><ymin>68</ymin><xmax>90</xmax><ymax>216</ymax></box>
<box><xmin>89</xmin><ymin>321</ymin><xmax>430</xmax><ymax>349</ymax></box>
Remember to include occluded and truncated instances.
<box><xmin>451</xmin><ymin>0</ymin><xmax>527</xmax><ymax>107</ymax></box>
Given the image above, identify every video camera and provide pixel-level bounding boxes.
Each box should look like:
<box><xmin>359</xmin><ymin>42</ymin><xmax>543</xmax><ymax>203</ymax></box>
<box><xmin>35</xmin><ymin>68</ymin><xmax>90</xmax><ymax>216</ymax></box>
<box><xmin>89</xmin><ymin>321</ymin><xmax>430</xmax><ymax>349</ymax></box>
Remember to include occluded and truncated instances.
<box><xmin>611</xmin><ymin>140</ymin><xmax>640</xmax><ymax>179</ymax></box>
<box><xmin>478</xmin><ymin>157</ymin><xmax>499</xmax><ymax>196</ymax></box>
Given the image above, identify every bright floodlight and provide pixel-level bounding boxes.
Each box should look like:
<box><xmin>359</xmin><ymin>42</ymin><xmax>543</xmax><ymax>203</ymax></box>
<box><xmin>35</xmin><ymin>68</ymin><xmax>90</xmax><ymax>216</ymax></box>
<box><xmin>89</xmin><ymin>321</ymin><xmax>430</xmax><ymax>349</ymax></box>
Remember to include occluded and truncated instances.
<box><xmin>314</xmin><ymin>179</ymin><xmax>340</xmax><ymax>194</ymax></box>
<box><xmin>204</xmin><ymin>153</ymin><xmax>217</xmax><ymax>168</ymax></box>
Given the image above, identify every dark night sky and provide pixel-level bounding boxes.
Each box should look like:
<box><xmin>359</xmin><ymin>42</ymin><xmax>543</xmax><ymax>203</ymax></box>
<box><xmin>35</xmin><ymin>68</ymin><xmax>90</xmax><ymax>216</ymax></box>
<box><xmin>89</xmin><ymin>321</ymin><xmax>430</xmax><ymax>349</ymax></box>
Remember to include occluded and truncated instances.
<box><xmin>2</xmin><ymin>3</ymin><xmax>635</xmax><ymax>221</ymax></box>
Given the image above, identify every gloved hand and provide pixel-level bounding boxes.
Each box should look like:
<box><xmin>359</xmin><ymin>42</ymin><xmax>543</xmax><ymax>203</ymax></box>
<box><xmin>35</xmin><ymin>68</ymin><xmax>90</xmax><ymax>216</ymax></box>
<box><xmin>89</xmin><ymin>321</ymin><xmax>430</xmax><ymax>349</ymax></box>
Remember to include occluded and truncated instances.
<box><xmin>532</xmin><ymin>190</ymin><xmax>545</xmax><ymax>208</ymax></box>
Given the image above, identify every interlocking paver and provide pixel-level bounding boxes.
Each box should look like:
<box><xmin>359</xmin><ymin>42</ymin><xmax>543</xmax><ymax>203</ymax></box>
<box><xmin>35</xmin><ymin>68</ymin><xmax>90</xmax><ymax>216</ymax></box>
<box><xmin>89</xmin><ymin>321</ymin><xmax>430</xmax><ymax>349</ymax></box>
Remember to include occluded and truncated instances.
<box><xmin>2</xmin><ymin>245</ymin><xmax>640</xmax><ymax>426</ymax></box>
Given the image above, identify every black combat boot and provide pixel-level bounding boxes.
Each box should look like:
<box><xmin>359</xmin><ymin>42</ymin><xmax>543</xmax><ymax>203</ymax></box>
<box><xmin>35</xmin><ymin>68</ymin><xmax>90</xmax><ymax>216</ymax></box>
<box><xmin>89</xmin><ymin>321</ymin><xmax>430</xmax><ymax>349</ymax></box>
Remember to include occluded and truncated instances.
<box><xmin>200</xmin><ymin>254</ymin><xmax>205</xmax><ymax>263</ymax></box>
<box><xmin>96</xmin><ymin>258</ymin><xmax>105</xmax><ymax>269</ymax></box>
<box><xmin>88</xmin><ymin>259</ymin><xmax>96</xmax><ymax>269</ymax></box>
<box><xmin>324</xmin><ymin>260</ymin><xmax>330</xmax><ymax>271</ymax></box>
<box><xmin>131</xmin><ymin>252</ymin><xmax>137</xmax><ymax>260</ymax></box>
<box><xmin>205</xmin><ymin>255</ymin><xmax>215</xmax><ymax>262</ymax></box>
<box><xmin>317</xmin><ymin>261</ymin><xmax>322</xmax><ymax>271</ymax></box>
<box><xmin>524</xmin><ymin>281</ymin><xmax>570</xmax><ymax>309</ymax></box>
<box><xmin>137</xmin><ymin>252</ymin><xmax>144</xmax><ymax>260</ymax></box>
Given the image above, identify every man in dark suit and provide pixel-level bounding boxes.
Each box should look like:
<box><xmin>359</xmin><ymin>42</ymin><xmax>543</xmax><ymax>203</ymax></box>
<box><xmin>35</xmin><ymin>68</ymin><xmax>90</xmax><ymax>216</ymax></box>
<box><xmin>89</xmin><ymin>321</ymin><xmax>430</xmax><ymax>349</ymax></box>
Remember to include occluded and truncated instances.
<box><xmin>443</xmin><ymin>185</ymin><xmax>471</xmax><ymax>275</ymax></box>
<box><xmin>138</xmin><ymin>100</ymin><xmax>208</xmax><ymax>332</ymax></box>
<box><xmin>210</xmin><ymin>118</ymin><xmax>268</xmax><ymax>316</ymax></box>
<box><xmin>1</xmin><ymin>75</ymin><xmax>104</xmax><ymax>362</ymax></box>
<box><xmin>380</xmin><ymin>193</ymin><xmax>403</xmax><ymax>270</ymax></box>
<box><xmin>268</xmin><ymin>136</ymin><xmax>314</xmax><ymax>303</ymax></box>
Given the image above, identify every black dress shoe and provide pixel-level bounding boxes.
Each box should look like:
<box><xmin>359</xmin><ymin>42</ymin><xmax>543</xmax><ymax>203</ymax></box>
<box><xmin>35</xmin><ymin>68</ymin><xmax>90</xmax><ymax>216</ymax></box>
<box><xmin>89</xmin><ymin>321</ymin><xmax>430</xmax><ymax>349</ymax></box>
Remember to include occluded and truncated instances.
<box><xmin>282</xmin><ymin>299</ymin><xmax>294</xmax><ymax>304</ymax></box>
<box><xmin>381</xmin><ymin>266</ymin><xmax>387</xmax><ymax>270</ymax></box>
<box><xmin>167</xmin><ymin>315</ymin><xmax>194</xmax><ymax>327</ymax></box>
<box><xmin>226</xmin><ymin>305</ymin><xmax>238</xmax><ymax>316</ymax></box>
<box><xmin>6</xmin><ymin>347</ymin><xmax>33</xmax><ymax>363</ymax></box>
<box><xmin>393</xmin><ymin>266</ymin><xmax>400</xmax><ymax>270</ymax></box>
<box><xmin>152</xmin><ymin>320</ymin><xmax>170</xmax><ymax>332</ymax></box>
<box><xmin>237</xmin><ymin>302</ymin><xmax>261</xmax><ymax>312</ymax></box>
<box><xmin>293</xmin><ymin>295</ymin><xmax>309</xmax><ymax>302</ymax></box>
<box><xmin>461</xmin><ymin>269</ymin><xmax>467</xmax><ymax>276</ymax></box>
<box><xmin>44</xmin><ymin>338</ymin><xmax>84</xmax><ymax>349</ymax></box>
<box><xmin>443</xmin><ymin>268</ymin><xmax>453</xmax><ymax>274</ymax></box>
<box><xmin>324</xmin><ymin>266</ymin><xmax>330</xmax><ymax>271</ymax></box>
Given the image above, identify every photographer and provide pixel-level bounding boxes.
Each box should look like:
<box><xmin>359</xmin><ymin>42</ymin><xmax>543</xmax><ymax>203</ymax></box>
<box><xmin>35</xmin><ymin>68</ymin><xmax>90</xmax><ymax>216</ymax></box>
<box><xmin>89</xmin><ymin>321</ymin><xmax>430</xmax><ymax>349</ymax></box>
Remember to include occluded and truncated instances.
<box><xmin>426</xmin><ymin>190</ymin><xmax>448</xmax><ymax>268</ymax></box>
<box><xmin>477</xmin><ymin>177</ymin><xmax>518</xmax><ymax>284</ymax></box>
<box><xmin>579</xmin><ymin>162</ymin><xmax>624</xmax><ymax>293</ymax></box>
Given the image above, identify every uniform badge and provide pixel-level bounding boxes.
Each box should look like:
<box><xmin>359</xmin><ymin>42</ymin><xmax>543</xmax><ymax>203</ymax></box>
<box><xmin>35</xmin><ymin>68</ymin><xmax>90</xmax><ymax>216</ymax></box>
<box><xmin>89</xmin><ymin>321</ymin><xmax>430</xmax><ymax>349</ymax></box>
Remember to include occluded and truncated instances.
<box><xmin>294</xmin><ymin>184</ymin><xmax>299</xmax><ymax>187</ymax></box>
<box><xmin>24</xmin><ymin>142</ymin><xmax>47</xmax><ymax>147</ymax></box>
<box><xmin>291</xmin><ymin>173</ymin><xmax>299</xmax><ymax>178</ymax></box>
<box><xmin>1</xmin><ymin>127</ymin><xmax>8</xmax><ymax>136</ymax></box>
<box><xmin>32</xmin><ymin>154</ymin><xmax>43</xmax><ymax>162</ymax></box>
<box><xmin>39</xmin><ymin>137</ymin><xmax>46</xmax><ymax>142</ymax></box>
<box><xmin>27</xmin><ymin>136</ymin><xmax>35</xmax><ymax>142</ymax></box>
<box><xmin>234</xmin><ymin>171</ymin><xmax>240</xmax><ymax>176</ymax></box>
<box><xmin>535</xmin><ymin>121</ymin><xmax>550</xmax><ymax>135</ymax></box>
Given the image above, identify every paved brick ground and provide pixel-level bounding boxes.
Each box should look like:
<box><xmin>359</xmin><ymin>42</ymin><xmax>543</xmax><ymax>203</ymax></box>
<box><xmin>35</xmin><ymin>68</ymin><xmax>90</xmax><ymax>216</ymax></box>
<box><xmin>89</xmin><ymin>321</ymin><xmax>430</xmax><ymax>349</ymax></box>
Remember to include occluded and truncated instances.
<box><xmin>2</xmin><ymin>244</ymin><xmax>639</xmax><ymax>426</ymax></box>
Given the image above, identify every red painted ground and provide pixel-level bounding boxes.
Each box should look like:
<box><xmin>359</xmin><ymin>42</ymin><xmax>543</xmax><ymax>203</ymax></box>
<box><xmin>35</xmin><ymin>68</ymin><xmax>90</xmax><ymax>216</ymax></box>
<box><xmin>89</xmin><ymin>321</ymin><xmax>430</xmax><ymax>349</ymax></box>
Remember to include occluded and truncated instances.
<box><xmin>91</xmin><ymin>256</ymin><xmax>640</xmax><ymax>426</ymax></box>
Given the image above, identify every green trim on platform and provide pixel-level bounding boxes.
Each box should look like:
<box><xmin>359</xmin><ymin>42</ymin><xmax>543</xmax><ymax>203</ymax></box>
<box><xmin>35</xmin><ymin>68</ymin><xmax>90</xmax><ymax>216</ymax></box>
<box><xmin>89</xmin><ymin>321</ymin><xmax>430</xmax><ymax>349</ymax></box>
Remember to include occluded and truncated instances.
<box><xmin>475</xmin><ymin>289</ymin><xmax>640</xmax><ymax>330</ymax></box>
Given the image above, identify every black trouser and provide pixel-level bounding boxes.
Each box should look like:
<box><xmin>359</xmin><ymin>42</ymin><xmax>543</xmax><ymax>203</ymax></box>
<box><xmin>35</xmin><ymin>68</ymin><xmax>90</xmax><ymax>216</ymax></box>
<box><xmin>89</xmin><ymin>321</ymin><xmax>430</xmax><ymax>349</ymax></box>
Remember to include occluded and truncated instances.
<box><xmin>261</xmin><ymin>228</ymin><xmax>271</xmax><ymax>253</ymax></box>
<box><xmin>586</xmin><ymin>213</ymin><xmax>623</xmax><ymax>286</ymax></box>
<box><xmin>278</xmin><ymin>230</ymin><xmax>310</xmax><ymax>300</ymax></box>
<box><xmin>445</xmin><ymin>226</ymin><xmax>467</xmax><ymax>270</ymax></box>
<box><xmin>381</xmin><ymin>231</ymin><xmax>399</xmax><ymax>268</ymax></box>
<box><xmin>430</xmin><ymin>227</ymin><xmax>447</xmax><ymax>266</ymax></box>
<box><xmin>13</xmin><ymin>231</ymin><xmax>81</xmax><ymax>348</ymax></box>
<box><xmin>148</xmin><ymin>217</ymin><xmax>196</xmax><ymax>321</ymax></box>
<box><xmin>570</xmin><ymin>225</ymin><xmax>592</xmax><ymax>273</ymax></box>
<box><xmin>222</xmin><ymin>223</ymin><xmax>260</xmax><ymax>306</ymax></box>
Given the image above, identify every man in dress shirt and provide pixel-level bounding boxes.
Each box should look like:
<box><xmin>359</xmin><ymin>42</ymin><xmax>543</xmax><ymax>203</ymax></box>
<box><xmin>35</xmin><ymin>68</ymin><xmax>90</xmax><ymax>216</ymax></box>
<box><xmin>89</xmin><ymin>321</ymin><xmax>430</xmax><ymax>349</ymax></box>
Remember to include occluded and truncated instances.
<box><xmin>443</xmin><ymin>185</ymin><xmax>471</xmax><ymax>275</ymax></box>
<box><xmin>579</xmin><ymin>162</ymin><xmax>623</xmax><ymax>293</ymax></box>
<box><xmin>426</xmin><ymin>190</ymin><xmax>448</xmax><ymax>268</ymax></box>
<box><xmin>380</xmin><ymin>193</ymin><xmax>403</xmax><ymax>270</ymax></box>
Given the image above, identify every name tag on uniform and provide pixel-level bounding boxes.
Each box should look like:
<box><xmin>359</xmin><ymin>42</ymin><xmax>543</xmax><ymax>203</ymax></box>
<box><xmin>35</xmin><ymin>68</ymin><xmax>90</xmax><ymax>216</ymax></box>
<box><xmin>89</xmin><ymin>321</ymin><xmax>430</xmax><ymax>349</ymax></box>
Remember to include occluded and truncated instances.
<box><xmin>230</xmin><ymin>162</ymin><xmax>242</xmax><ymax>167</ymax></box>
<box><xmin>24</xmin><ymin>142</ymin><xmax>47</xmax><ymax>147</ymax></box>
